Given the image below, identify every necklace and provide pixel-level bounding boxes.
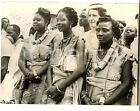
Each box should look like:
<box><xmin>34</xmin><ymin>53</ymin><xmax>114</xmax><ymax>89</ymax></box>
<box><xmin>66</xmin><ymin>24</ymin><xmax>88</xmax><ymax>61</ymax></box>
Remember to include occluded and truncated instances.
<box><xmin>32</xmin><ymin>29</ymin><xmax>49</xmax><ymax>45</ymax></box>
<box><xmin>92</xmin><ymin>41</ymin><xmax>118</xmax><ymax>72</ymax></box>
<box><xmin>98</xmin><ymin>48</ymin><xmax>108</xmax><ymax>56</ymax></box>
<box><xmin>59</xmin><ymin>33</ymin><xmax>74</xmax><ymax>53</ymax></box>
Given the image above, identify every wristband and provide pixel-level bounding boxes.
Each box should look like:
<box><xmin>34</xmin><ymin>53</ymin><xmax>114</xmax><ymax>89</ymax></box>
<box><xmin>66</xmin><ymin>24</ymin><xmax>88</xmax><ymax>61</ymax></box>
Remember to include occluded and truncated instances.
<box><xmin>99</xmin><ymin>97</ymin><xmax>105</xmax><ymax>105</ymax></box>
<box><xmin>81</xmin><ymin>94</ymin><xmax>87</xmax><ymax>100</ymax></box>
<box><xmin>33</xmin><ymin>70</ymin><xmax>40</xmax><ymax>79</ymax></box>
<box><xmin>54</xmin><ymin>84</ymin><xmax>62</xmax><ymax>93</ymax></box>
<box><xmin>33</xmin><ymin>69</ymin><xmax>38</xmax><ymax>76</ymax></box>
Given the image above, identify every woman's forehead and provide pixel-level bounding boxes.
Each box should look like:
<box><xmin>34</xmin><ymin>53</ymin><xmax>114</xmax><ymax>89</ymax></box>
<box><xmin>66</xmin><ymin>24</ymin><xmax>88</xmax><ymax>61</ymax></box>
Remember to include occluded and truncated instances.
<box><xmin>34</xmin><ymin>13</ymin><xmax>43</xmax><ymax>18</ymax></box>
<box><xmin>88</xmin><ymin>9</ymin><xmax>99</xmax><ymax>15</ymax></box>
<box><xmin>57</xmin><ymin>11</ymin><xmax>67</xmax><ymax>18</ymax></box>
<box><xmin>98</xmin><ymin>21</ymin><xmax>112</xmax><ymax>28</ymax></box>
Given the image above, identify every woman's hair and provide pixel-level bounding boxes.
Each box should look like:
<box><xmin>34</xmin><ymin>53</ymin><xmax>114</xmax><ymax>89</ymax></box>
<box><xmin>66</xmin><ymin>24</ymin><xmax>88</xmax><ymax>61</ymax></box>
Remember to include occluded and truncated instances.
<box><xmin>2</xmin><ymin>17</ymin><xmax>10</xmax><ymax>24</ymax></box>
<box><xmin>97</xmin><ymin>16</ymin><xmax>121</xmax><ymax>39</ymax></box>
<box><xmin>57</xmin><ymin>7</ymin><xmax>78</xmax><ymax>27</ymax></box>
<box><xmin>36</xmin><ymin>7</ymin><xmax>51</xmax><ymax>25</ymax></box>
<box><xmin>118</xmin><ymin>20</ymin><xmax>126</xmax><ymax>27</ymax></box>
<box><xmin>88</xmin><ymin>7</ymin><xmax>107</xmax><ymax>17</ymax></box>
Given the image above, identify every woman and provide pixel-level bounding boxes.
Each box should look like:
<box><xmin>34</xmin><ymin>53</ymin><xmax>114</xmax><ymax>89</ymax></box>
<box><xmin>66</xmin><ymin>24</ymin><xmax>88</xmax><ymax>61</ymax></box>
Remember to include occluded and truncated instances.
<box><xmin>44</xmin><ymin>7</ymin><xmax>85</xmax><ymax>104</ymax></box>
<box><xmin>18</xmin><ymin>7</ymin><xmax>61</xmax><ymax>104</ymax></box>
<box><xmin>85</xmin><ymin>6</ymin><xmax>107</xmax><ymax>59</ymax></box>
<box><xmin>81</xmin><ymin>17</ymin><xmax>134</xmax><ymax>105</ymax></box>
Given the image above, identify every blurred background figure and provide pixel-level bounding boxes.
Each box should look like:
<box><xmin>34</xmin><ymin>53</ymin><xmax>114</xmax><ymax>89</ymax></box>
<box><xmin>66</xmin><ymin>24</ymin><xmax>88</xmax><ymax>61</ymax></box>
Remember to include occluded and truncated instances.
<box><xmin>79</xmin><ymin>8</ymin><xmax>91</xmax><ymax>33</ymax></box>
<box><xmin>1</xmin><ymin>17</ymin><xmax>14</xmax><ymax>83</ymax></box>
<box><xmin>135</xmin><ymin>13</ymin><xmax>139</xmax><ymax>22</ymax></box>
<box><xmin>85</xmin><ymin>4</ymin><xmax>107</xmax><ymax>59</ymax></box>
<box><xmin>116</xmin><ymin>20</ymin><xmax>126</xmax><ymax>44</ymax></box>
<box><xmin>123</xmin><ymin>26</ymin><xmax>137</xmax><ymax>49</ymax></box>
<box><xmin>1</xmin><ymin>17</ymin><xmax>10</xmax><ymax>37</ymax></box>
<box><xmin>118</xmin><ymin>20</ymin><xmax>126</xmax><ymax>36</ymax></box>
<box><xmin>0</xmin><ymin>24</ymin><xmax>24</xmax><ymax>103</ymax></box>
<box><xmin>123</xmin><ymin>25</ymin><xmax>138</xmax><ymax>105</ymax></box>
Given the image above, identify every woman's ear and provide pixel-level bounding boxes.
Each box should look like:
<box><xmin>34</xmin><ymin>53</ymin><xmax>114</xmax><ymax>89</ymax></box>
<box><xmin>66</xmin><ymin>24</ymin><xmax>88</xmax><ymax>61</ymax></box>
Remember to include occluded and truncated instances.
<box><xmin>45</xmin><ymin>20</ymin><xmax>49</xmax><ymax>26</ymax></box>
<box><xmin>70</xmin><ymin>21</ymin><xmax>74</xmax><ymax>27</ymax></box>
<box><xmin>45</xmin><ymin>22</ymin><xmax>49</xmax><ymax>30</ymax></box>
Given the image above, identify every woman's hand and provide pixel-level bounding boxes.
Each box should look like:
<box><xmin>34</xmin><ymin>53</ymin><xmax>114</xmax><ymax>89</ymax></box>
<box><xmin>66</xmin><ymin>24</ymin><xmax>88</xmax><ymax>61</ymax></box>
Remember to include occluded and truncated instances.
<box><xmin>45</xmin><ymin>85</ymin><xmax>60</xmax><ymax>99</ymax></box>
<box><xmin>81</xmin><ymin>91</ymin><xmax>91</xmax><ymax>105</ymax></box>
<box><xmin>27</xmin><ymin>72</ymin><xmax>36</xmax><ymax>81</ymax></box>
<box><xmin>81</xmin><ymin>91</ymin><xmax>100</xmax><ymax>105</ymax></box>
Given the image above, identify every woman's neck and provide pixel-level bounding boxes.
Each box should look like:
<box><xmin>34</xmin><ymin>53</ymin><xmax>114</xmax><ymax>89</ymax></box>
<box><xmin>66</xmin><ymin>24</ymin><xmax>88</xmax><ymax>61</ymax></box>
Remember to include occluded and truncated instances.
<box><xmin>36</xmin><ymin>28</ymin><xmax>46</xmax><ymax>39</ymax></box>
<box><xmin>99</xmin><ymin>39</ymin><xmax>113</xmax><ymax>50</ymax></box>
<box><xmin>63</xmin><ymin>29</ymin><xmax>73</xmax><ymax>39</ymax></box>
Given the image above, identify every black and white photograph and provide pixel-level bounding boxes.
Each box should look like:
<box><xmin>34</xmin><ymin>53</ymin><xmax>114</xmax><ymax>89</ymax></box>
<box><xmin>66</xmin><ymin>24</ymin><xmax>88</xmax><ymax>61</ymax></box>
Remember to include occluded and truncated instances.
<box><xmin>0</xmin><ymin>0</ymin><xmax>139</xmax><ymax>109</ymax></box>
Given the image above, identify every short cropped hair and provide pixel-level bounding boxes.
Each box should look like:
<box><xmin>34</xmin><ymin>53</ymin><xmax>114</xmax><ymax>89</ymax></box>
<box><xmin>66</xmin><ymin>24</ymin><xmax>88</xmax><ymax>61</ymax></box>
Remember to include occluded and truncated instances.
<box><xmin>2</xmin><ymin>17</ymin><xmax>10</xmax><ymax>24</ymax></box>
<box><xmin>10</xmin><ymin>24</ymin><xmax>20</xmax><ymax>35</ymax></box>
<box><xmin>57</xmin><ymin>7</ymin><xmax>78</xmax><ymax>27</ymax></box>
<box><xmin>118</xmin><ymin>20</ymin><xmax>126</xmax><ymax>27</ymax></box>
<box><xmin>97</xmin><ymin>17</ymin><xmax>121</xmax><ymax>39</ymax></box>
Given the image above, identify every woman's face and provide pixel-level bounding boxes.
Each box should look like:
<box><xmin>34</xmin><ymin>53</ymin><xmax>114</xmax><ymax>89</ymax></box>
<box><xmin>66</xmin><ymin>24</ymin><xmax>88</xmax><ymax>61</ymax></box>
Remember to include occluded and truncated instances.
<box><xmin>2</xmin><ymin>18</ymin><xmax>9</xmax><ymax>30</ymax></box>
<box><xmin>88</xmin><ymin>9</ymin><xmax>100</xmax><ymax>29</ymax></box>
<box><xmin>56</xmin><ymin>11</ymin><xmax>71</xmax><ymax>32</ymax></box>
<box><xmin>96</xmin><ymin>21</ymin><xmax>114</xmax><ymax>44</ymax></box>
<box><xmin>33</xmin><ymin>13</ymin><xmax>46</xmax><ymax>31</ymax></box>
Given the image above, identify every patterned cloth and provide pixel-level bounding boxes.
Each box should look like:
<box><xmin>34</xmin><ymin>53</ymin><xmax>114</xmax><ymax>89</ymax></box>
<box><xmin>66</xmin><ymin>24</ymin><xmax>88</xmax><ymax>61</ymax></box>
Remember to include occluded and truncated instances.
<box><xmin>21</xmin><ymin>30</ymin><xmax>61</xmax><ymax>104</ymax></box>
<box><xmin>86</xmin><ymin>41</ymin><xmax>134</xmax><ymax>104</ymax></box>
<box><xmin>51</xmin><ymin>35</ymin><xmax>84</xmax><ymax>104</ymax></box>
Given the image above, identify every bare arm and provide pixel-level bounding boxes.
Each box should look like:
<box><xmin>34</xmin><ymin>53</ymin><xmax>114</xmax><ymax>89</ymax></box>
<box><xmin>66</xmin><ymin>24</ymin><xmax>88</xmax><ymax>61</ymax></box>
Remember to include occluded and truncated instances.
<box><xmin>18</xmin><ymin>46</ymin><xmax>28</xmax><ymax>76</ymax></box>
<box><xmin>104</xmin><ymin>60</ymin><xmax>133</xmax><ymax>105</ymax></box>
<box><xmin>58</xmin><ymin>39</ymin><xmax>86</xmax><ymax>91</ymax></box>
<box><xmin>52</xmin><ymin>34</ymin><xmax>62</xmax><ymax>50</ymax></box>
<box><xmin>35</xmin><ymin>61</ymin><xmax>50</xmax><ymax>76</ymax></box>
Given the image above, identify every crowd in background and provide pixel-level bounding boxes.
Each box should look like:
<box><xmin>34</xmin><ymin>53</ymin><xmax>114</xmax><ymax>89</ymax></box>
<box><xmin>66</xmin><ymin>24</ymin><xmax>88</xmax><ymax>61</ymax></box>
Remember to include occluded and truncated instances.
<box><xmin>0</xmin><ymin>3</ymin><xmax>139</xmax><ymax>105</ymax></box>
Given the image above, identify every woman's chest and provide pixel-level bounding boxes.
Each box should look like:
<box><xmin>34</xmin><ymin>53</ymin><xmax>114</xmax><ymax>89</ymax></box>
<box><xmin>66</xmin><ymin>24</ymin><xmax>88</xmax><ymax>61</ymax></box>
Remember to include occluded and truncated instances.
<box><xmin>24</xmin><ymin>42</ymin><xmax>51</xmax><ymax>61</ymax></box>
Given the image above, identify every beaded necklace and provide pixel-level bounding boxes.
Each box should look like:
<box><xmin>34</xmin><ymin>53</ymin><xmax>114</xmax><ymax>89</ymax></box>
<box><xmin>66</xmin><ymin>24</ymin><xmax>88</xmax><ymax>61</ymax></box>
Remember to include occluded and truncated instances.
<box><xmin>32</xmin><ymin>29</ymin><xmax>49</xmax><ymax>45</ymax></box>
<box><xmin>59</xmin><ymin>33</ymin><xmax>74</xmax><ymax>53</ymax></box>
<box><xmin>92</xmin><ymin>41</ymin><xmax>117</xmax><ymax>72</ymax></box>
<box><xmin>86</xmin><ymin>40</ymin><xmax>119</xmax><ymax>104</ymax></box>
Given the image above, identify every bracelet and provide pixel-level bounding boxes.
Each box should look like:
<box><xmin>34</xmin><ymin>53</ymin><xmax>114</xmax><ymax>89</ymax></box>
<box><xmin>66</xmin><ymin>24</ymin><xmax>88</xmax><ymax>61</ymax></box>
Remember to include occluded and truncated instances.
<box><xmin>81</xmin><ymin>94</ymin><xmax>87</xmax><ymax>100</ymax></box>
<box><xmin>99</xmin><ymin>97</ymin><xmax>105</xmax><ymax>105</ymax></box>
<box><xmin>54</xmin><ymin>84</ymin><xmax>62</xmax><ymax>93</ymax></box>
<box><xmin>33</xmin><ymin>70</ymin><xmax>40</xmax><ymax>79</ymax></box>
<box><xmin>33</xmin><ymin>69</ymin><xmax>38</xmax><ymax>76</ymax></box>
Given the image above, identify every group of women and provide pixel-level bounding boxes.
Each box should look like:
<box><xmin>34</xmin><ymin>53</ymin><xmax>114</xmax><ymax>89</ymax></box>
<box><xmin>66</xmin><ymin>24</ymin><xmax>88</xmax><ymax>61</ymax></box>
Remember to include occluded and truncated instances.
<box><xmin>1</xmin><ymin>5</ymin><xmax>137</xmax><ymax>105</ymax></box>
